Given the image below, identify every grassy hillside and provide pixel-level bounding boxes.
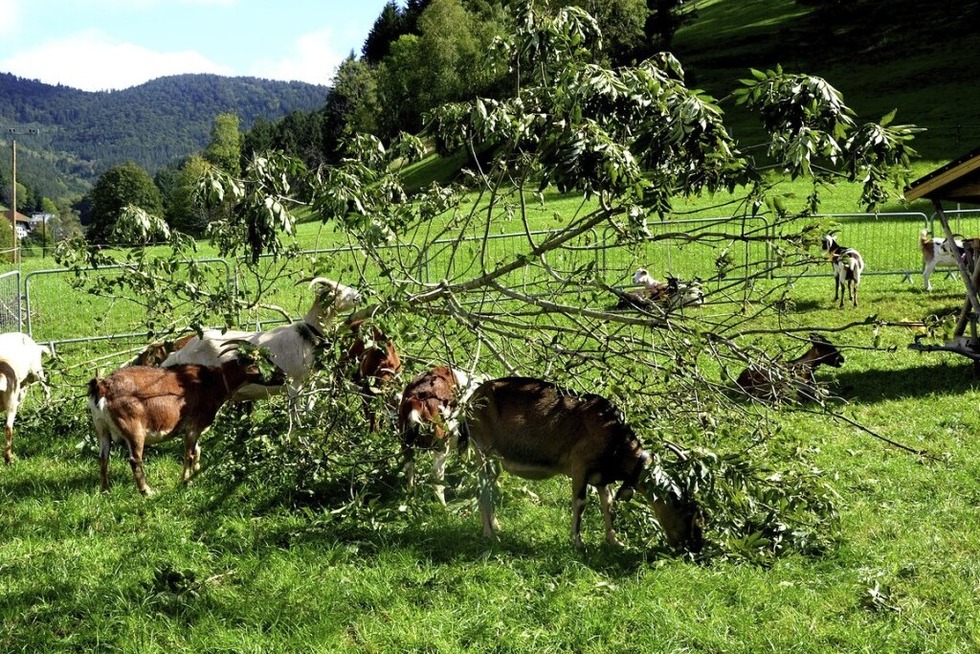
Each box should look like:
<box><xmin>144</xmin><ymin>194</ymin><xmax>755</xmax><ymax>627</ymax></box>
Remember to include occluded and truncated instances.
<box><xmin>672</xmin><ymin>0</ymin><xmax>980</xmax><ymax>161</ymax></box>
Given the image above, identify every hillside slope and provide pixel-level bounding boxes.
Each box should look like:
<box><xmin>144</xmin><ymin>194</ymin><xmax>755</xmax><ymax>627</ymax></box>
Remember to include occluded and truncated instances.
<box><xmin>671</xmin><ymin>0</ymin><xmax>980</xmax><ymax>161</ymax></box>
<box><xmin>0</xmin><ymin>73</ymin><xmax>328</xmax><ymax>199</ymax></box>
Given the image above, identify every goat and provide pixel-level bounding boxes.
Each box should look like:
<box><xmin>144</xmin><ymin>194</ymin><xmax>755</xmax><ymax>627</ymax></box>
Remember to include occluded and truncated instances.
<box><xmin>461</xmin><ymin>376</ymin><xmax>703</xmax><ymax>551</ymax></box>
<box><xmin>397</xmin><ymin>365</ymin><xmax>483</xmax><ymax>504</ymax></box>
<box><xmin>161</xmin><ymin>278</ymin><xmax>360</xmax><ymax>409</ymax></box>
<box><xmin>735</xmin><ymin>334</ymin><xmax>845</xmax><ymax>402</ymax></box>
<box><xmin>0</xmin><ymin>333</ymin><xmax>52</xmax><ymax>463</ymax></box>
<box><xmin>821</xmin><ymin>234</ymin><xmax>864</xmax><ymax>308</ymax></box>
<box><xmin>612</xmin><ymin>268</ymin><xmax>704</xmax><ymax>311</ymax></box>
<box><xmin>344</xmin><ymin>318</ymin><xmax>402</xmax><ymax>432</ymax></box>
<box><xmin>131</xmin><ymin>333</ymin><xmax>196</xmax><ymax>367</ymax></box>
<box><xmin>88</xmin><ymin>349</ymin><xmax>283</xmax><ymax>494</ymax></box>
<box><xmin>920</xmin><ymin>228</ymin><xmax>965</xmax><ymax>291</ymax></box>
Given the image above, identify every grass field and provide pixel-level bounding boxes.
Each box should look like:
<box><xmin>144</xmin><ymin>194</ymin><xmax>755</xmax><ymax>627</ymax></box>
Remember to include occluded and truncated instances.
<box><xmin>6</xmin><ymin>1</ymin><xmax>980</xmax><ymax>651</ymax></box>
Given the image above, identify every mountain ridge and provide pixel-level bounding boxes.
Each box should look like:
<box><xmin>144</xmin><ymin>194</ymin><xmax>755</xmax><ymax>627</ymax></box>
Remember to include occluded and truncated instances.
<box><xmin>0</xmin><ymin>72</ymin><xmax>329</xmax><ymax>199</ymax></box>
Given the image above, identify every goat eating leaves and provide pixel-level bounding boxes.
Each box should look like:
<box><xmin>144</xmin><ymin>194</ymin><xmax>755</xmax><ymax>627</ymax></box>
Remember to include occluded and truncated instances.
<box><xmin>461</xmin><ymin>376</ymin><xmax>703</xmax><ymax>551</ymax></box>
<box><xmin>89</xmin><ymin>345</ymin><xmax>284</xmax><ymax>494</ymax></box>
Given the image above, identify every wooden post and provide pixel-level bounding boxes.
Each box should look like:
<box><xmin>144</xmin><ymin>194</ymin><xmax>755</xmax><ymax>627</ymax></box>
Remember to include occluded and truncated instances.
<box><xmin>10</xmin><ymin>140</ymin><xmax>16</xmax><ymax>264</ymax></box>
<box><xmin>935</xmin><ymin>199</ymin><xmax>980</xmax><ymax>346</ymax></box>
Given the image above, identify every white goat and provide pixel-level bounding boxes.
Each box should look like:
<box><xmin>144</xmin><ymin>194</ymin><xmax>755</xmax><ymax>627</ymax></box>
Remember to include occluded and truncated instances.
<box><xmin>161</xmin><ymin>278</ymin><xmax>360</xmax><ymax>406</ymax></box>
<box><xmin>920</xmin><ymin>228</ymin><xmax>964</xmax><ymax>291</ymax></box>
<box><xmin>0</xmin><ymin>332</ymin><xmax>52</xmax><ymax>463</ymax></box>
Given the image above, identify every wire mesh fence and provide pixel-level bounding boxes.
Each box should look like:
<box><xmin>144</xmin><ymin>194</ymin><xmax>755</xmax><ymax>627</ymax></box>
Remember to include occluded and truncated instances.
<box><xmin>9</xmin><ymin>210</ymin><xmax>960</xmax><ymax>347</ymax></box>
<box><xmin>0</xmin><ymin>270</ymin><xmax>20</xmax><ymax>334</ymax></box>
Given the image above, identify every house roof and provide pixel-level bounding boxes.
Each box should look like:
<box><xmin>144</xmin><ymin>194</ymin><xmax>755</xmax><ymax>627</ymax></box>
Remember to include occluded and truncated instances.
<box><xmin>1</xmin><ymin>209</ymin><xmax>31</xmax><ymax>224</ymax></box>
<box><xmin>905</xmin><ymin>145</ymin><xmax>980</xmax><ymax>204</ymax></box>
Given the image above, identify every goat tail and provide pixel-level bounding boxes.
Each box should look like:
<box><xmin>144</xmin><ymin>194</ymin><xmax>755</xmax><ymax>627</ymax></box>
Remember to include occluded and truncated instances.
<box><xmin>86</xmin><ymin>377</ymin><xmax>107</xmax><ymax>404</ymax></box>
<box><xmin>0</xmin><ymin>361</ymin><xmax>14</xmax><ymax>393</ymax></box>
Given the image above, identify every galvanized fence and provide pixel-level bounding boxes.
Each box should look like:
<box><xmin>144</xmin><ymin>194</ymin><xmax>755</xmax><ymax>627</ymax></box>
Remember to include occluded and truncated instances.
<box><xmin>7</xmin><ymin>210</ymin><xmax>962</xmax><ymax>347</ymax></box>
<box><xmin>0</xmin><ymin>270</ymin><xmax>20</xmax><ymax>333</ymax></box>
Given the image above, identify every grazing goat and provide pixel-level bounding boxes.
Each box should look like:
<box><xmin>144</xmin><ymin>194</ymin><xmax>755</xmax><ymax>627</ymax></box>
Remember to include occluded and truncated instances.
<box><xmin>88</xmin><ymin>350</ymin><xmax>283</xmax><ymax>494</ymax></box>
<box><xmin>161</xmin><ymin>278</ymin><xmax>360</xmax><ymax>408</ymax></box>
<box><xmin>0</xmin><ymin>333</ymin><xmax>51</xmax><ymax>463</ymax></box>
<box><xmin>736</xmin><ymin>334</ymin><xmax>845</xmax><ymax>402</ymax></box>
<box><xmin>345</xmin><ymin>319</ymin><xmax>402</xmax><ymax>432</ymax></box>
<box><xmin>131</xmin><ymin>333</ymin><xmax>196</xmax><ymax>367</ymax></box>
<box><xmin>397</xmin><ymin>365</ymin><xmax>483</xmax><ymax>504</ymax></box>
<box><xmin>821</xmin><ymin>235</ymin><xmax>864</xmax><ymax>308</ymax></box>
<box><xmin>920</xmin><ymin>228</ymin><xmax>965</xmax><ymax>291</ymax></box>
<box><xmin>461</xmin><ymin>377</ymin><xmax>703</xmax><ymax>551</ymax></box>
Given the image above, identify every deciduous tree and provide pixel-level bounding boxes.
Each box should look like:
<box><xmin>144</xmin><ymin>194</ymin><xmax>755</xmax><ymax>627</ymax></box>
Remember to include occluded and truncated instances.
<box><xmin>86</xmin><ymin>161</ymin><xmax>163</xmax><ymax>245</ymax></box>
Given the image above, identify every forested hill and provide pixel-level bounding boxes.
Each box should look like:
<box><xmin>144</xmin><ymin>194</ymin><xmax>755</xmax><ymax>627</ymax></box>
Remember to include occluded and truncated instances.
<box><xmin>0</xmin><ymin>72</ymin><xmax>328</xmax><ymax>198</ymax></box>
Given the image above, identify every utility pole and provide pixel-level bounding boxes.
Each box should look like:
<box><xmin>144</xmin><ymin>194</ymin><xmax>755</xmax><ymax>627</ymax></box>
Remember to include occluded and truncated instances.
<box><xmin>6</xmin><ymin>128</ymin><xmax>40</xmax><ymax>264</ymax></box>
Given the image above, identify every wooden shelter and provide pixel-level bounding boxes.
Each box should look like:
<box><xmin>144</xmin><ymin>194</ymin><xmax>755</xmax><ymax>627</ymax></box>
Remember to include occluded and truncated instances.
<box><xmin>905</xmin><ymin>145</ymin><xmax>980</xmax><ymax>363</ymax></box>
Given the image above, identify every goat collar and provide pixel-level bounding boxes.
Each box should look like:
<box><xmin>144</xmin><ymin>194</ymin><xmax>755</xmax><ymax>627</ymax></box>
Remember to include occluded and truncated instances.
<box><xmin>296</xmin><ymin>320</ymin><xmax>326</xmax><ymax>345</ymax></box>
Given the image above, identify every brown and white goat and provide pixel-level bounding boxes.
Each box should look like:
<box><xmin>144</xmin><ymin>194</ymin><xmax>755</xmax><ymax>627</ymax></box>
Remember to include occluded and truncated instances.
<box><xmin>920</xmin><ymin>228</ymin><xmax>965</xmax><ymax>291</ymax></box>
<box><xmin>0</xmin><ymin>333</ymin><xmax>52</xmax><ymax>463</ymax></box>
<box><xmin>461</xmin><ymin>377</ymin><xmax>703</xmax><ymax>551</ymax></box>
<box><xmin>88</xmin><ymin>352</ymin><xmax>282</xmax><ymax>494</ymax></box>
<box><xmin>736</xmin><ymin>334</ymin><xmax>845</xmax><ymax>402</ymax></box>
<box><xmin>397</xmin><ymin>365</ymin><xmax>482</xmax><ymax>504</ymax></box>
<box><xmin>821</xmin><ymin>234</ymin><xmax>864</xmax><ymax>308</ymax></box>
<box><xmin>345</xmin><ymin>318</ymin><xmax>402</xmax><ymax>432</ymax></box>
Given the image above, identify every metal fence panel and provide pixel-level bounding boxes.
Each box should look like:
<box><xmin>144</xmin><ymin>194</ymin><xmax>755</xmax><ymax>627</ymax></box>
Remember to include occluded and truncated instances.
<box><xmin>0</xmin><ymin>270</ymin><xmax>20</xmax><ymax>333</ymax></box>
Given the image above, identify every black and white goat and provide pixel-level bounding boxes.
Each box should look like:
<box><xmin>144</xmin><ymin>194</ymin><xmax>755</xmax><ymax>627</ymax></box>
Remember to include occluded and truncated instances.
<box><xmin>821</xmin><ymin>235</ymin><xmax>864</xmax><ymax>308</ymax></box>
<box><xmin>461</xmin><ymin>377</ymin><xmax>703</xmax><ymax>551</ymax></box>
<box><xmin>0</xmin><ymin>333</ymin><xmax>51</xmax><ymax>463</ymax></box>
<box><xmin>920</xmin><ymin>228</ymin><xmax>965</xmax><ymax>291</ymax></box>
<box><xmin>161</xmin><ymin>278</ymin><xmax>360</xmax><ymax>408</ymax></box>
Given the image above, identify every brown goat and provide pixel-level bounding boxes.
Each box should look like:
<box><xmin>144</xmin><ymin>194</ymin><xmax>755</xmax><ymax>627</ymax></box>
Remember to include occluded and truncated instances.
<box><xmin>88</xmin><ymin>354</ymin><xmax>280</xmax><ymax>494</ymax></box>
<box><xmin>345</xmin><ymin>319</ymin><xmax>402</xmax><ymax>432</ymax></box>
<box><xmin>461</xmin><ymin>377</ymin><xmax>703</xmax><ymax>551</ymax></box>
<box><xmin>397</xmin><ymin>366</ymin><xmax>480</xmax><ymax>504</ymax></box>
<box><xmin>131</xmin><ymin>333</ymin><xmax>196</xmax><ymax>367</ymax></box>
<box><xmin>736</xmin><ymin>334</ymin><xmax>845</xmax><ymax>402</ymax></box>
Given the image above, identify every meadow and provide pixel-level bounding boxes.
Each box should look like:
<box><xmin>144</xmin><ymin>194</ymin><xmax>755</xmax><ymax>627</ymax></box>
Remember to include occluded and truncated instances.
<box><xmin>5</xmin><ymin>176</ymin><xmax>980</xmax><ymax>651</ymax></box>
<box><xmin>6</xmin><ymin>0</ymin><xmax>980</xmax><ymax>648</ymax></box>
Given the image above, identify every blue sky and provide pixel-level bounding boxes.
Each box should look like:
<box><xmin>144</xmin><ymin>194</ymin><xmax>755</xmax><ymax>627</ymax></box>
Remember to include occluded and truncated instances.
<box><xmin>0</xmin><ymin>0</ymin><xmax>395</xmax><ymax>91</ymax></box>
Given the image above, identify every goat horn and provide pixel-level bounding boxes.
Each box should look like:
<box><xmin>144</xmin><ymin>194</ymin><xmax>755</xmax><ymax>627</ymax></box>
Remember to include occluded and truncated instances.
<box><xmin>306</xmin><ymin>277</ymin><xmax>339</xmax><ymax>289</ymax></box>
<box><xmin>218</xmin><ymin>338</ymin><xmax>251</xmax><ymax>356</ymax></box>
<box><xmin>663</xmin><ymin>440</ymin><xmax>689</xmax><ymax>461</ymax></box>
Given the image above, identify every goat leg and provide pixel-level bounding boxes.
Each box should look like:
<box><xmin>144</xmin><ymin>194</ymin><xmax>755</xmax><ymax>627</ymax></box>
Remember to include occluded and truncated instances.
<box><xmin>570</xmin><ymin>473</ymin><xmax>589</xmax><ymax>548</ymax></box>
<box><xmin>432</xmin><ymin>447</ymin><xmax>448</xmax><ymax>506</ymax></box>
<box><xmin>597</xmin><ymin>485</ymin><xmax>620</xmax><ymax>545</ymax></box>
<box><xmin>127</xmin><ymin>441</ymin><xmax>153</xmax><ymax>495</ymax></box>
<box><xmin>4</xmin><ymin>424</ymin><xmax>12</xmax><ymax>464</ymax></box>
<box><xmin>476</xmin><ymin>449</ymin><xmax>500</xmax><ymax>538</ymax></box>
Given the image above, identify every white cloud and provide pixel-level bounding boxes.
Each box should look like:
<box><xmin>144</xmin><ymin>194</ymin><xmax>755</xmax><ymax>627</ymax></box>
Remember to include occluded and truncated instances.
<box><xmin>0</xmin><ymin>0</ymin><xmax>22</xmax><ymax>38</ymax></box>
<box><xmin>248</xmin><ymin>27</ymin><xmax>346</xmax><ymax>87</ymax></box>
<box><xmin>0</xmin><ymin>29</ymin><xmax>232</xmax><ymax>90</ymax></box>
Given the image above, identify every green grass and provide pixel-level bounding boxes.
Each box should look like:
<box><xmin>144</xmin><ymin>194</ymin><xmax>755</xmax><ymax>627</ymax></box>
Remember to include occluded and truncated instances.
<box><xmin>6</xmin><ymin>3</ymin><xmax>980</xmax><ymax>650</ymax></box>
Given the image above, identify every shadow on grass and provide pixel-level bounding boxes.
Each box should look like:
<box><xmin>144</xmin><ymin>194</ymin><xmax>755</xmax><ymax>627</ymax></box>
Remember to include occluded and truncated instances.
<box><xmin>835</xmin><ymin>361</ymin><xmax>980</xmax><ymax>403</ymax></box>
